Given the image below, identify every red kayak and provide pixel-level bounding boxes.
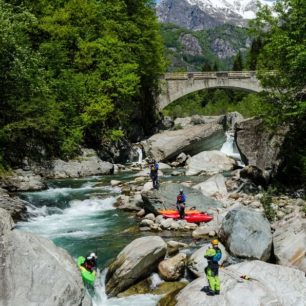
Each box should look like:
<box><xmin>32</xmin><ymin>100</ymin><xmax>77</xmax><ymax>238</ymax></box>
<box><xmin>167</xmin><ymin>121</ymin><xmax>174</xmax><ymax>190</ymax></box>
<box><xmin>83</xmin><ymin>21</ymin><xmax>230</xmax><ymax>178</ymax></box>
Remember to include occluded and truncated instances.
<box><xmin>161</xmin><ymin>212</ymin><xmax>213</xmax><ymax>223</ymax></box>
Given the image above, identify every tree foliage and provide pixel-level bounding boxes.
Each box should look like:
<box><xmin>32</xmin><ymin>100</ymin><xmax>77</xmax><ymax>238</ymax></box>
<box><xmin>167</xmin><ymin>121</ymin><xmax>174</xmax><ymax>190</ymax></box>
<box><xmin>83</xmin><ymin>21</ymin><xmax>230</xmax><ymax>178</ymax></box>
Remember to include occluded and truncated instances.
<box><xmin>0</xmin><ymin>0</ymin><xmax>165</xmax><ymax>166</ymax></box>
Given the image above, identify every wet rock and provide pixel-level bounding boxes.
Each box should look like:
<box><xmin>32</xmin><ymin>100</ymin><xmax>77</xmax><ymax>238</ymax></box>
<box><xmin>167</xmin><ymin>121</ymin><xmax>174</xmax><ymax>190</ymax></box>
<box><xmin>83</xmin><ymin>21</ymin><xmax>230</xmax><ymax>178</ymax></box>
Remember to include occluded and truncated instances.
<box><xmin>141</xmin><ymin>124</ymin><xmax>225</xmax><ymax>162</ymax></box>
<box><xmin>186</xmin><ymin>151</ymin><xmax>235</xmax><ymax>176</ymax></box>
<box><xmin>219</xmin><ymin>207</ymin><xmax>272</xmax><ymax>261</ymax></box>
<box><xmin>0</xmin><ymin>209</ymin><xmax>89</xmax><ymax>306</ymax></box>
<box><xmin>273</xmin><ymin>216</ymin><xmax>306</xmax><ymax>272</ymax></box>
<box><xmin>111</xmin><ymin>180</ymin><xmax>122</xmax><ymax>187</ymax></box>
<box><xmin>158</xmin><ymin>253</ymin><xmax>187</xmax><ymax>281</ymax></box>
<box><xmin>0</xmin><ymin>188</ymin><xmax>27</xmax><ymax>221</ymax></box>
<box><xmin>105</xmin><ymin>236</ymin><xmax>167</xmax><ymax>297</ymax></box>
<box><xmin>176</xmin><ymin>261</ymin><xmax>306</xmax><ymax>306</ymax></box>
<box><xmin>187</xmin><ymin>243</ymin><xmax>228</xmax><ymax>277</ymax></box>
<box><xmin>167</xmin><ymin>241</ymin><xmax>188</xmax><ymax>256</ymax></box>
<box><xmin>140</xmin><ymin>219</ymin><xmax>155</xmax><ymax>227</ymax></box>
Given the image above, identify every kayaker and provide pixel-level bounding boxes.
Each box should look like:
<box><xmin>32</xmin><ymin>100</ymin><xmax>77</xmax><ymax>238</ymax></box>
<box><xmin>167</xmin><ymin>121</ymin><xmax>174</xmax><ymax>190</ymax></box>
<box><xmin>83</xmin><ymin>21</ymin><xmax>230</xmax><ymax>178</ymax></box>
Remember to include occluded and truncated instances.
<box><xmin>82</xmin><ymin>252</ymin><xmax>98</xmax><ymax>273</ymax></box>
<box><xmin>149</xmin><ymin>159</ymin><xmax>159</xmax><ymax>190</ymax></box>
<box><xmin>201</xmin><ymin>239</ymin><xmax>222</xmax><ymax>296</ymax></box>
<box><xmin>176</xmin><ymin>188</ymin><xmax>186</xmax><ymax>219</ymax></box>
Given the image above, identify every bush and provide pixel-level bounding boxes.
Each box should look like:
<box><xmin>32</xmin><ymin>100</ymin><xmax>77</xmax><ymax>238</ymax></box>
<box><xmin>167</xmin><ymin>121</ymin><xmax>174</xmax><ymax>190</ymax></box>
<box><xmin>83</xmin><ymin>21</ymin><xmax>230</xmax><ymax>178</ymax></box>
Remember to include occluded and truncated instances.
<box><xmin>260</xmin><ymin>187</ymin><xmax>277</xmax><ymax>222</ymax></box>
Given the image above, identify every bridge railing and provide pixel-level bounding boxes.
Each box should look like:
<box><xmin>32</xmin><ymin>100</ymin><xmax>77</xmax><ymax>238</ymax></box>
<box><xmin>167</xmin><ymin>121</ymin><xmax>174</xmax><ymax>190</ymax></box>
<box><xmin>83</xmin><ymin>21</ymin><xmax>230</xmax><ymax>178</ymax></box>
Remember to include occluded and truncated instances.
<box><xmin>163</xmin><ymin>71</ymin><xmax>257</xmax><ymax>80</ymax></box>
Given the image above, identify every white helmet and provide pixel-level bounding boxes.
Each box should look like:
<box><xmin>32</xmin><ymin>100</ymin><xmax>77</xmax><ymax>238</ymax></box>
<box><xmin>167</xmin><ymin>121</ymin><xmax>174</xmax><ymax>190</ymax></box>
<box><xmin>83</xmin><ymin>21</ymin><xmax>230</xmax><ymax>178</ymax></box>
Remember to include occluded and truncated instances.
<box><xmin>87</xmin><ymin>252</ymin><xmax>97</xmax><ymax>260</ymax></box>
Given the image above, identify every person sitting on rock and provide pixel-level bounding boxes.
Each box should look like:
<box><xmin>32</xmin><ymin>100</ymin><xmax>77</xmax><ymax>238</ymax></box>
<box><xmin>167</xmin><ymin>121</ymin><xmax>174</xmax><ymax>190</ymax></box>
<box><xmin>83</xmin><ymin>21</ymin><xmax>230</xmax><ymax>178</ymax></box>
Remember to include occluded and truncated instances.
<box><xmin>82</xmin><ymin>253</ymin><xmax>98</xmax><ymax>273</ymax></box>
<box><xmin>149</xmin><ymin>159</ymin><xmax>159</xmax><ymax>190</ymax></box>
<box><xmin>201</xmin><ymin>239</ymin><xmax>222</xmax><ymax>296</ymax></box>
<box><xmin>176</xmin><ymin>188</ymin><xmax>186</xmax><ymax>219</ymax></box>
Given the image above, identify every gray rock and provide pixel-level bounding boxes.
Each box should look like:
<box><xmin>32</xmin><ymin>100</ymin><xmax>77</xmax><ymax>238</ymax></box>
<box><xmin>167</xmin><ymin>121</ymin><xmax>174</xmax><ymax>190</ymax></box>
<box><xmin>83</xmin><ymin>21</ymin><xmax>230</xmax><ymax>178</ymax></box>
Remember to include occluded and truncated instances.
<box><xmin>180</xmin><ymin>34</ymin><xmax>202</xmax><ymax>56</ymax></box>
<box><xmin>158</xmin><ymin>253</ymin><xmax>187</xmax><ymax>281</ymax></box>
<box><xmin>273</xmin><ymin>217</ymin><xmax>306</xmax><ymax>272</ymax></box>
<box><xmin>0</xmin><ymin>188</ymin><xmax>27</xmax><ymax>221</ymax></box>
<box><xmin>235</xmin><ymin>118</ymin><xmax>289</xmax><ymax>181</ymax></box>
<box><xmin>212</xmin><ymin>38</ymin><xmax>237</xmax><ymax>59</ymax></box>
<box><xmin>187</xmin><ymin>243</ymin><xmax>228</xmax><ymax>277</ymax></box>
<box><xmin>141</xmin><ymin>124</ymin><xmax>225</xmax><ymax>162</ymax></box>
<box><xmin>167</xmin><ymin>241</ymin><xmax>188</xmax><ymax>256</ymax></box>
<box><xmin>186</xmin><ymin>151</ymin><xmax>236</xmax><ymax>176</ymax></box>
<box><xmin>0</xmin><ymin>209</ymin><xmax>89</xmax><ymax>306</ymax></box>
<box><xmin>176</xmin><ymin>260</ymin><xmax>306</xmax><ymax>306</ymax></box>
<box><xmin>219</xmin><ymin>207</ymin><xmax>272</xmax><ymax>261</ymax></box>
<box><xmin>44</xmin><ymin>149</ymin><xmax>113</xmax><ymax>178</ymax></box>
<box><xmin>105</xmin><ymin>236</ymin><xmax>167</xmax><ymax>297</ymax></box>
<box><xmin>193</xmin><ymin>174</ymin><xmax>228</xmax><ymax>198</ymax></box>
<box><xmin>141</xmin><ymin>183</ymin><xmax>223</xmax><ymax>215</ymax></box>
<box><xmin>0</xmin><ymin>170</ymin><xmax>46</xmax><ymax>192</ymax></box>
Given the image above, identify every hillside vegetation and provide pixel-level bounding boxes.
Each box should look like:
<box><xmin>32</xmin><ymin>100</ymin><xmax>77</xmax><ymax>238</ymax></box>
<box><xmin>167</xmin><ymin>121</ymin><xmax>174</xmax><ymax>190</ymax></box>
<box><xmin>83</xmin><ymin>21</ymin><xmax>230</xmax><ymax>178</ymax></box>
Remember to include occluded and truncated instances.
<box><xmin>0</xmin><ymin>0</ymin><xmax>165</xmax><ymax>168</ymax></box>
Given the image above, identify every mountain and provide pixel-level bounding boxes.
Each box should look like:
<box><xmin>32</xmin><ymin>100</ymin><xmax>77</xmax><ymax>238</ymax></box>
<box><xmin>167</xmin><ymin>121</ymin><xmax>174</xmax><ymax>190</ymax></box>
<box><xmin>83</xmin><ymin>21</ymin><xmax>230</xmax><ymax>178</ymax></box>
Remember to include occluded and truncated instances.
<box><xmin>157</xmin><ymin>0</ymin><xmax>273</xmax><ymax>30</ymax></box>
<box><xmin>160</xmin><ymin>23</ymin><xmax>250</xmax><ymax>72</ymax></box>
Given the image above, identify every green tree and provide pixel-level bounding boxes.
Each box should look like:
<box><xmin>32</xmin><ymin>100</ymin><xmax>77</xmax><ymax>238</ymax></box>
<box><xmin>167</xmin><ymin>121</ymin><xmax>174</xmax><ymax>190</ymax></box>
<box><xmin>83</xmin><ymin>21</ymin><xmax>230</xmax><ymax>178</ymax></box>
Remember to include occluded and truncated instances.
<box><xmin>202</xmin><ymin>62</ymin><xmax>212</xmax><ymax>72</ymax></box>
<box><xmin>247</xmin><ymin>37</ymin><xmax>263</xmax><ymax>70</ymax></box>
<box><xmin>232</xmin><ymin>51</ymin><xmax>243</xmax><ymax>71</ymax></box>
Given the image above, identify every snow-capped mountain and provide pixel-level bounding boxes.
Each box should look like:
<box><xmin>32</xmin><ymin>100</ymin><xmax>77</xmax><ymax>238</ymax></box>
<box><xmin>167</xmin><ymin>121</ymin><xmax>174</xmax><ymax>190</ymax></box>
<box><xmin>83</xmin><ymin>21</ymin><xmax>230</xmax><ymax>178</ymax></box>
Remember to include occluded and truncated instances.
<box><xmin>157</xmin><ymin>0</ymin><xmax>274</xmax><ymax>30</ymax></box>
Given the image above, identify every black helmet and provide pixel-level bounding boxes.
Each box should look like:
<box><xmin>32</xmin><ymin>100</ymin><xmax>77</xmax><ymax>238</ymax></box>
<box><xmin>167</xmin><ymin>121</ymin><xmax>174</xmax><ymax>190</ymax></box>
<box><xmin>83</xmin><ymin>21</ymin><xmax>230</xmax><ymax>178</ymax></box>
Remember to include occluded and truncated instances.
<box><xmin>179</xmin><ymin>188</ymin><xmax>183</xmax><ymax>194</ymax></box>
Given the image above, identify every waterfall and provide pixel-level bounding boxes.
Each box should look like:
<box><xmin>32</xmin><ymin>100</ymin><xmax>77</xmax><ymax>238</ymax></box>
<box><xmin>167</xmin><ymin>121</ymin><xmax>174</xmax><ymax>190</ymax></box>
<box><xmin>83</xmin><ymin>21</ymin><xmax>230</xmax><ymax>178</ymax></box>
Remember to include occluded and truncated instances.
<box><xmin>136</xmin><ymin>147</ymin><xmax>143</xmax><ymax>164</ymax></box>
<box><xmin>220</xmin><ymin>131</ymin><xmax>244</xmax><ymax>165</ymax></box>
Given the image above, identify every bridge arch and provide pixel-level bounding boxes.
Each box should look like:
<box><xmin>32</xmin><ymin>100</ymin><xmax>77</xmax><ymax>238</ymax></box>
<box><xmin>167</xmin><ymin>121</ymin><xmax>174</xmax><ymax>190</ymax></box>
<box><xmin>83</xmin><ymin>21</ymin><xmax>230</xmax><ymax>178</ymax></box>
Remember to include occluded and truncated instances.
<box><xmin>158</xmin><ymin>71</ymin><xmax>263</xmax><ymax>110</ymax></box>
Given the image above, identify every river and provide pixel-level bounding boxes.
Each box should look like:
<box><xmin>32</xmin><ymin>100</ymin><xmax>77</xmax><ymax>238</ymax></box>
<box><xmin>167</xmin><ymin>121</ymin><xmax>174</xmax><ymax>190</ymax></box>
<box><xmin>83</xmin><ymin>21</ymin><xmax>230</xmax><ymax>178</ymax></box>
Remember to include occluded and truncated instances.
<box><xmin>17</xmin><ymin>173</ymin><xmax>162</xmax><ymax>305</ymax></box>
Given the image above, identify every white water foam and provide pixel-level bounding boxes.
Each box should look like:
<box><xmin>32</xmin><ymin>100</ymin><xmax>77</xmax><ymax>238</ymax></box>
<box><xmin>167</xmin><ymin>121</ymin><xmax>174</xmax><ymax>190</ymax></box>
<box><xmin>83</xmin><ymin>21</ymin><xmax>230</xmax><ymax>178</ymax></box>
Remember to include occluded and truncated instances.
<box><xmin>18</xmin><ymin>197</ymin><xmax>117</xmax><ymax>240</ymax></box>
<box><xmin>220</xmin><ymin>131</ymin><xmax>243</xmax><ymax>163</ymax></box>
<box><xmin>92</xmin><ymin>270</ymin><xmax>161</xmax><ymax>306</ymax></box>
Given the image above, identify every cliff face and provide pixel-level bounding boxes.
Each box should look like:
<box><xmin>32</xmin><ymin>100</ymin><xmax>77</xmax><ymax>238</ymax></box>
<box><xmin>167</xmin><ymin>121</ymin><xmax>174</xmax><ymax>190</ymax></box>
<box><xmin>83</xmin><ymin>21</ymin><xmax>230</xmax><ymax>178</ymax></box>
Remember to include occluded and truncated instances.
<box><xmin>157</xmin><ymin>0</ymin><xmax>273</xmax><ymax>30</ymax></box>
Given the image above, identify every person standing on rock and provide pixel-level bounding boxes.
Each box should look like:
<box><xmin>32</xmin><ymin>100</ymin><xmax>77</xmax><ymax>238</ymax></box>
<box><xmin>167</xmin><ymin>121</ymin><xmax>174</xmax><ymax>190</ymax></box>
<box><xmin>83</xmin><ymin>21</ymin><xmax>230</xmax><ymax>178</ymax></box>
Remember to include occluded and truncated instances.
<box><xmin>202</xmin><ymin>239</ymin><xmax>222</xmax><ymax>296</ymax></box>
<box><xmin>149</xmin><ymin>159</ymin><xmax>159</xmax><ymax>190</ymax></box>
<box><xmin>176</xmin><ymin>188</ymin><xmax>186</xmax><ymax>219</ymax></box>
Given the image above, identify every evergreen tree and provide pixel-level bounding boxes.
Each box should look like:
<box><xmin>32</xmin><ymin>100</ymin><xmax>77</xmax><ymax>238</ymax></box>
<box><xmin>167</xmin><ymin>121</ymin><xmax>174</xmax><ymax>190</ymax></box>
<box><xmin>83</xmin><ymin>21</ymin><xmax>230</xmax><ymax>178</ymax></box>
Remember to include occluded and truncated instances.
<box><xmin>213</xmin><ymin>61</ymin><xmax>219</xmax><ymax>71</ymax></box>
<box><xmin>247</xmin><ymin>37</ymin><xmax>263</xmax><ymax>70</ymax></box>
<box><xmin>232</xmin><ymin>51</ymin><xmax>243</xmax><ymax>71</ymax></box>
<box><xmin>202</xmin><ymin>63</ymin><xmax>212</xmax><ymax>72</ymax></box>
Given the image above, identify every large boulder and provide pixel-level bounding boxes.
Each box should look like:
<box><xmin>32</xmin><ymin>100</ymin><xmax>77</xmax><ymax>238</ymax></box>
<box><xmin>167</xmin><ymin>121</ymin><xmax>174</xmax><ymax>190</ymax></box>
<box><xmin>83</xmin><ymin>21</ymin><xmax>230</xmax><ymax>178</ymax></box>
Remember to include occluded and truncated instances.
<box><xmin>235</xmin><ymin>118</ymin><xmax>289</xmax><ymax>181</ymax></box>
<box><xmin>174</xmin><ymin>115</ymin><xmax>225</xmax><ymax>128</ymax></box>
<box><xmin>141</xmin><ymin>183</ymin><xmax>223</xmax><ymax>215</ymax></box>
<box><xmin>273</xmin><ymin>216</ymin><xmax>306</xmax><ymax>272</ymax></box>
<box><xmin>186</xmin><ymin>151</ymin><xmax>236</xmax><ymax>176</ymax></box>
<box><xmin>0</xmin><ymin>188</ymin><xmax>27</xmax><ymax>221</ymax></box>
<box><xmin>193</xmin><ymin>174</ymin><xmax>228</xmax><ymax>198</ymax></box>
<box><xmin>219</xmin><ymin>208</ymin><xmax>272</xmax><ymax>261</ymax></box>
<box><xmin>187</xmin><ymin>243</ymin><xmax>228</xmax><ymax>277</ymax></box>
<box><xmin>176</xmin><ymin>261</ymin><xmax>306</xmax><ymax>306</ymax></box>
<box><xmin>105</xmin><ymin>236</ymin><xmax>167</xmax><ymax>297</ymax></box>
<box><xmin>141</xmin><ymin>123</ymin><xmax>225</xmax><ymax>162</ymax></box>
<box><xmin>0</xmin><ymin>170</ymin><xmax>46</xmax><ymax>192</ymax></box>
<box><xmin>158</xmin><ymin>253</ymin><xmax>187</xmax><ymax>281</ymax></box>
<box><xmin>0</xmin><ymin>209</ymin><xmax>90</xmax><ymax>306</ymax></box>
<box><xmin>41</xmin><ymin>149</ymin><xmax>113</xmax><ymax>178</ymax></box>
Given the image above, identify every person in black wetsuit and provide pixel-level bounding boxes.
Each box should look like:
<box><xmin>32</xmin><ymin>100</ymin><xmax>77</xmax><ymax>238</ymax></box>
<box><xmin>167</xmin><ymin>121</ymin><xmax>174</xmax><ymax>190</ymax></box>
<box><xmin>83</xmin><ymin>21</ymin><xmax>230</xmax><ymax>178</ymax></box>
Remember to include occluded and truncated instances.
<box><xmin>149</xmin><ymin>160</ymin><xmax>159</xmax><ymax>190</ymax></box>
<box><xmin>176</xmin><ymin>188</ymin><xmax>186</xmax><ymax>219</ymax></box>
<box><xmin>82</xmin><ymin>253</ymin><xmax>97</xmax><ymax>272</ymax></box>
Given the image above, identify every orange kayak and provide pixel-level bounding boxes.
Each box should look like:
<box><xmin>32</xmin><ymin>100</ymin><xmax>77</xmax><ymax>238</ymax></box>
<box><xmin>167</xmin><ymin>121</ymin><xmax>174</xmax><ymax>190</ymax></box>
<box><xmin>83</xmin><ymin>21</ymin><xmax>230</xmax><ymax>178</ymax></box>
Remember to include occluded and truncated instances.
<box><xmin>158</xmin><ymin>209</ymin><xmax>200</xmax><ymax>215</ymax></box>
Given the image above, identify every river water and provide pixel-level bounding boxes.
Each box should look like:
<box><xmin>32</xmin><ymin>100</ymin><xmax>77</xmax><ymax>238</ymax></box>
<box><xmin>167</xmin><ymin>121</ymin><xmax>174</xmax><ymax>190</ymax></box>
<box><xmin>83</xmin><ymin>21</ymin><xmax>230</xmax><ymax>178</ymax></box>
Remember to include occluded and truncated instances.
<box><xmin>17</xmin><ymin>173</ymin><xmax>162</xmax><ymax>305</ymax></box>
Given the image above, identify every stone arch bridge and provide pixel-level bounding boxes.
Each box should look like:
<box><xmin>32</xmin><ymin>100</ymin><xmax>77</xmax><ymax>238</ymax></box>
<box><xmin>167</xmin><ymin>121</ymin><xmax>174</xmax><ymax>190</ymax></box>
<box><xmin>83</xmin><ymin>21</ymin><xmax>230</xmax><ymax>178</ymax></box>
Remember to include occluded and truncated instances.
<box><xmin>158</xmin><ymin>71</ymin><xmax>263</xmax><ymax>110</ymax></box>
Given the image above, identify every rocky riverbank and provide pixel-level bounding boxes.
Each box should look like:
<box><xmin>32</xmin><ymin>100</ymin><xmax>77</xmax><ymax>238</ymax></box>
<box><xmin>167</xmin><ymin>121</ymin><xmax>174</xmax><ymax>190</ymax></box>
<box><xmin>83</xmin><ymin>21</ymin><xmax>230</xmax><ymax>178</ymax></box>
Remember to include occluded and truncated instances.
<box><xmin>0</xmin><ymin>208</ymin><xmax>91</xmax><ymax>306</ymax></box>
<box><xmin>1</xmin><ymin>112</ymin><xmax>305</xmax><ymax>306</ymax></box>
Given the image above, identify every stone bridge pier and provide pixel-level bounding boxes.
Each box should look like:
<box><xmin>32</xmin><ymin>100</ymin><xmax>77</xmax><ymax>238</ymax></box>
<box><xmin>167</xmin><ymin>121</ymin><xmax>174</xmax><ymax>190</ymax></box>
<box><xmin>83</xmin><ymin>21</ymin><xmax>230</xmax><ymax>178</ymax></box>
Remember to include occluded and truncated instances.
<box><xmin>157</xmin><ymin>71</ymin><xmax>263</xmax><ymax>110</ymax></box>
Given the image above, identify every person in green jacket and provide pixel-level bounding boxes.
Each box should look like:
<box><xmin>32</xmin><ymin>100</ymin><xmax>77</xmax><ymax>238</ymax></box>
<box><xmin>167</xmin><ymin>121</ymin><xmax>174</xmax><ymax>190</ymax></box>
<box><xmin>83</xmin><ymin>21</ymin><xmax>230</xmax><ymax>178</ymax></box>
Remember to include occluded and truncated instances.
<box><xmin>201</xmin><ymin>239</ymin><xmax>222</xmax><ymax>296</ymax></box>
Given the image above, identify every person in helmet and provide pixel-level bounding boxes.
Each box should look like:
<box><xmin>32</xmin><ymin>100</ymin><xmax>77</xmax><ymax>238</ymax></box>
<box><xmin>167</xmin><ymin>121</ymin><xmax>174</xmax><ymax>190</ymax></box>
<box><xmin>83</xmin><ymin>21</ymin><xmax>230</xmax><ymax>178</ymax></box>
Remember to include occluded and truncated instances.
<box><xmin>82</xmin><ymin>252</ymin><xmax>98</xmax><ymax>273</ymax></box>
<box><xmin>176</xmin><ymin>188</ymin><xmax>186</xmax><ymax>219</ymax></box>
<box><xmin>149</xmin><ymin>159</ymin><xmax>159</xmax><ymax>190</ymax></box>
<box><xmin>201</xmin><ymin>239</ymin><xmax>222</xmax><ymax>295</ymax></box>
